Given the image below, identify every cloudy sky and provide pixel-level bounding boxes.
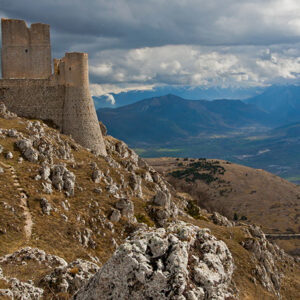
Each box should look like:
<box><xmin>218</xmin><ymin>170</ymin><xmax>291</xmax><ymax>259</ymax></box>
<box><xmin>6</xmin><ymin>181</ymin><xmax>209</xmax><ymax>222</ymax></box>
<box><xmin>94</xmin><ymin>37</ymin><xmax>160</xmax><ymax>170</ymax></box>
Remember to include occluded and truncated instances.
<box><xmin>1</xmin><ymin>0</ymin><xmax>300</xmax><ymax>100</ymax></box>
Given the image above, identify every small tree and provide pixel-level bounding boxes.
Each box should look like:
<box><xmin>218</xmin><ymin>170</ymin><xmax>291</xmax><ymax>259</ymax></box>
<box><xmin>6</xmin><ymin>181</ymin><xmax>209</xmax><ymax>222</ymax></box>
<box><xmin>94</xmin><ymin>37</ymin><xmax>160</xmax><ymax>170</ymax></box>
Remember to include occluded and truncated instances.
<box><xmin>233</xmin><ymin>212</ymin><xmax>239</xmax><ymax>221</ymax></box>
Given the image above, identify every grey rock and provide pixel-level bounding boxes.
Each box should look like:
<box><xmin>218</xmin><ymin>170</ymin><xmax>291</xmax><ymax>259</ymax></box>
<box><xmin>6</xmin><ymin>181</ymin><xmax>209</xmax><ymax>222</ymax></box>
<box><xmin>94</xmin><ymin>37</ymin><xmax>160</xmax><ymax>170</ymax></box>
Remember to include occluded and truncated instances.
<box><xmin>210</xmin><ymin>212</ymin><xmax>233</xmax><ymax>227</ymax></box>
<box><xmin>74</xmin><ymin>222</ymin><xmax>236</xmax><ymax>300</ymax></box>
<box><xmin>6</xmin><ymin>152</ymin><xmax>13</xmax><ymax>159</ymax></box>
<box><xmin>42</xmin><ymin>182</ymin><xmax>53</xmax><ymax>194</ymax></box>
<box><xmin>99</xmin><ymin>121</ymin><xmax>107</xmax><ymax>136</ymax></box>
<box><xmin>94</xmin><ymin>187</ymin><xmax>102</xmax><ymax>194</ymax></box>
<box><xmin>115</xmin><ymin>198</ymin><xmax>134</xmax><ymax>219</ymax></box>
<box><xmin>129</xmin><ymin>173</ymin><xmax>142</xmax><ymax>197</ymax></box>
<box><xmin>109</xmin><ymin>209</ymin><xmax>121</xmax><ymax>223</ymax></box>
<box><xmin>7</xmin><ymin>129</ymin><xmax>18</xmax><ymax>137</ymax></box>
<box><xmin>240</xmin><ymin>224</ymin><xmax>291</xmax><ymax>297</ymax></box>
<box><xmin>51</xmin><ymin>164</ymin><xmax>76</xmax><ymax>196</ymax></box>
<box><xmin>40</xmin><ymin>198</ymin><xmax>52</xmax><ymax>215</ymax></box>
<box><xmin>153</xmin><ymin>190</ymin><xmax>171</xmax><ymax>208</ymax></box>
<box><xmin>43</xmin><ymin>259</ymin><xmax>99</xmax><ymax>296</ymax></box>
<box><xmin>0</xmin><ymin>102</ymin><xmax>17</xmax><ymax>119</ymax></box>
<box><xmin>40</xmin><ymin>165</ymin><xmax>51</xmax><ymax>180</ymax></box>
<box><xmin>92</xmin><ymin>169</ymin><xmax>103</xmax><ymax>183</ymax></box>
<box><xmin>16</xmin><ymin>139</ymin><xmax>39</xmax><ymax>162</ymax></box>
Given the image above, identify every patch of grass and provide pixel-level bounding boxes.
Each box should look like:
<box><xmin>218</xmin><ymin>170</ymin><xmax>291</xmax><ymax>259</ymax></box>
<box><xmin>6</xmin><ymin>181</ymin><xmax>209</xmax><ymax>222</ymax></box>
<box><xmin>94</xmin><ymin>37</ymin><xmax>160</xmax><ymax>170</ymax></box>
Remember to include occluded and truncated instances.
<box><xmin>156</xmin><ymin>148</ymin><xmax>183</xmax><ymax>153</ymax></box>
<box><xmin>185</xmin><ymin>200</ymin><xmax>201</xmax><ymax>219</ymax></box>
<box><xmin>135</xmin><ymin>213</ymin><xmax>154</xmax><ymax>227</ymax></box>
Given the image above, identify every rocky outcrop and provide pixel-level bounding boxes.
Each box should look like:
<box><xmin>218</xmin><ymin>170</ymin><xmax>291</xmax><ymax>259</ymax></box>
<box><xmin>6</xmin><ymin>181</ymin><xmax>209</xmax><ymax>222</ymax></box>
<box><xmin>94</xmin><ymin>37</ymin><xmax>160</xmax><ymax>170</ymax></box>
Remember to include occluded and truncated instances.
<box><xmin>16</xmin><ymin>138</ymin><xmax>39</xmax><ymax>162</ymax></box>
<box><xmin>210</xmin><ymin>212</ymin><xmax>233</xmax><ymax>227</ymax></box>
<box><xmin>99</xmin><ymin>121</ymin><xmax>107</xmax><ymax>136</ymax></box>
<box><xmin>241</xmin><ymin>224</ymin><xmax>294</xmax><ymax>297</ymax></box>
<box><xmin>0</xmin><ymin>276</ymin><xmax>44</xmax><ymax>300</ymax></box>
<box><xmin>0</xmin><ymin>247</ymin><xmax>68</xmax><ymax>299</ymax></box>
<box><xmin>74</xmin><ymin>222</ymin><xmax>237</xmax><ymax>300</ymax></box>
<box><xmin>0</xmin><ymin>247</ymin><xmax>100</xmax><ymax>298</ymax></box>
<box><xmin>40</xmin><ymin>197</ymin><xmax>53</xmax><ymax>215</ymax></box>
<box><xmin>0</xmin><ymin>102</ymin><xmax>17</xmax><ymax>119</ymax></box>
<box><xmin>50</xmin><ymin>164</ymin><xmax>76</xmax><ymax>196</ymax></box>
<box><xmin>42</xmin><ymin>259</ymin><xmax>100</xmax><ymax>295</ymax></box>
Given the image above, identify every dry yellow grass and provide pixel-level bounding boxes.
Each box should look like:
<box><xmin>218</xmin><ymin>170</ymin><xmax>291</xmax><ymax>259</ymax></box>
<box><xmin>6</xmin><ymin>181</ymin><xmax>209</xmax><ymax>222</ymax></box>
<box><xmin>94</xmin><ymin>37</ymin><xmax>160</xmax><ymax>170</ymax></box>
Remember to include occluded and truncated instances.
<box><xmin>147</xmin><ymin>157</ymin><xmax>300</xmax><ymax>255</ymax></box>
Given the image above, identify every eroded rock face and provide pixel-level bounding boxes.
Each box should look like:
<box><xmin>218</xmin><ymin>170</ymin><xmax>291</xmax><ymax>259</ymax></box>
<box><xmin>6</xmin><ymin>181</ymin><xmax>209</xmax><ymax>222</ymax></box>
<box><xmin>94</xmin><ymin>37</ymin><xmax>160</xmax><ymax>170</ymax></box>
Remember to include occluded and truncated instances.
<box><xmin>74</xmin><ymin>222</ymin><xmax>237</xmax><ymax>300</ymax></box>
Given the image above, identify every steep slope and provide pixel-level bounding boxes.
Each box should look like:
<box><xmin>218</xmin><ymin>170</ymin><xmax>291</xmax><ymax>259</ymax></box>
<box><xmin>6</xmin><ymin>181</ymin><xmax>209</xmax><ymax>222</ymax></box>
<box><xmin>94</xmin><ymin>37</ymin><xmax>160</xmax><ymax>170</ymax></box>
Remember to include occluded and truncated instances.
<box><xmin>146</xmin><ymin>157</ymin><xmax>300</xmax><ymax>256</ymax></box>
<box><xmin>245</xmin><ymin>85</ymin><xmax>300</xmax><ymax>125</ymax></box>
<box><xmin>97</xmin><ymin>94</ymin><xmax>271</xmax><ymax>144</ymax></box>
<box><xmin>0</xmin><ymin>105</ymin><xmax>299</xmax><ymax>299</ymax></box>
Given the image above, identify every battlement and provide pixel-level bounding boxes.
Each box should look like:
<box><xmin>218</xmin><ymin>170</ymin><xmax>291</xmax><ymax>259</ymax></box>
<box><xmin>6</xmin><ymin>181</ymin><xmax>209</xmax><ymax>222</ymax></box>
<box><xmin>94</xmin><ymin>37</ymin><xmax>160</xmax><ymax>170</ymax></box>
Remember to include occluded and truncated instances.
<box><xmin>0</xmin><ymin>19</ymin><xmax>107</xmax><ymax>156</ymax></box>
<box><xmin>1</xmin><ymin>19</ymin><xmax>51</xmax><ymax>79</ymax></box>
<box><xmin>54</xmin><ymin>52</ymin><xmax>89</xmax><ymax>86</ymax></box>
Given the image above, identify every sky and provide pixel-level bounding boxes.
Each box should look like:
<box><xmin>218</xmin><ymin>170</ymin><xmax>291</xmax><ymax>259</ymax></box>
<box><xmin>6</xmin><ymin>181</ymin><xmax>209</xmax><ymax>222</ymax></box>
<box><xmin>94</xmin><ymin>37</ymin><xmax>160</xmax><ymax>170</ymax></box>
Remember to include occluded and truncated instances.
<box><xmin>1</xmin><ymin>0</ymin><xmax>300</xmax><ymax>104</ymax></box>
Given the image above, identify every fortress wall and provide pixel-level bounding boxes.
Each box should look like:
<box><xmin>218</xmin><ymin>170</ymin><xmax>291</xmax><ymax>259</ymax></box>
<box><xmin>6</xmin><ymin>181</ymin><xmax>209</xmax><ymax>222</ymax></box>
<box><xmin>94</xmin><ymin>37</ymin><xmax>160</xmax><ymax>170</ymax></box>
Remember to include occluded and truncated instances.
<box><xmin>1</xmin><ymin>19</ymin><xmax>51</xmax><ymax>79</ymax></box>
<box><xmin>0</xmin><ymin>79</ymin><xmax>64</xmax><ymax>128</ymax></box>
<box><xmin>0</xmin><ymin>19</ymin><xmax>107</xmax><ymax>156</ymax></box>
<box><xmin>62</xmin><ymin>53</ymin><xmax>107</xmax><ymax>155</ymax></box>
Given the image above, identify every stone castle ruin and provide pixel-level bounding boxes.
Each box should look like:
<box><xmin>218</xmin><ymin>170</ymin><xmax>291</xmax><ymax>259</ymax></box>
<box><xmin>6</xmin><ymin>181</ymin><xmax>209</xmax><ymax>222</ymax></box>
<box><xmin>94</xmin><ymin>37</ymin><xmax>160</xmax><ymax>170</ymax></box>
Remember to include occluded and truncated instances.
<box><xmin>0</xmin><ymin>18</ymin><xmax>107</xmax><ymax>156</ymax></box>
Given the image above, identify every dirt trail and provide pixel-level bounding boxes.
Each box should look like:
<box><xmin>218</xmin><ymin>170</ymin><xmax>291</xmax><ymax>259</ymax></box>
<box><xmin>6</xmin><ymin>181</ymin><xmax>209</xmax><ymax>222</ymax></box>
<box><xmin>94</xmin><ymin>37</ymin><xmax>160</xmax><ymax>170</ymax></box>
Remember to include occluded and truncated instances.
<box><xmin>0</xmin><ymin>161</ymin><xmax>33</xmax><ymax>240</ymax></box>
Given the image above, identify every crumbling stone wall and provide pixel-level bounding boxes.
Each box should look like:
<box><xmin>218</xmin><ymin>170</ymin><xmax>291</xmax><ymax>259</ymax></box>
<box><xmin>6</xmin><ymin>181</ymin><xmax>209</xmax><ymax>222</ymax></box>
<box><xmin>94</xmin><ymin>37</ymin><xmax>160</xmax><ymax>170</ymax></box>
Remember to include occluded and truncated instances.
<box><xmin>0</xmin><ymin>19</ymin><xmax>107</xmax><ymax>156</ymax></box>
<box><xmin>1</xmin><ymin>19</ymin><xmax>51</xmax><ymax>79</ymax></box>
<box><xmin>0</xmin><ymin>78</ymin><xmax>64</xmax><ymax>127</ymax></box>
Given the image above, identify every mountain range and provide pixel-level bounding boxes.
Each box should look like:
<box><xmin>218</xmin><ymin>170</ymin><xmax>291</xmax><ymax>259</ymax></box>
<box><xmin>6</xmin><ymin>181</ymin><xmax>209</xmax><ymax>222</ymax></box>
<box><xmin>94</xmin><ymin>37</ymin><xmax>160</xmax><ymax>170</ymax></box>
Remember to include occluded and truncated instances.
<box><xmin>97</xmin><ymin>86</ymin><xmax>300</xmax><ymax>183</ymax></box>
<box><xmin>97</xmin><ymin>94</ymin><xmax>272</xmax><ymax>144</ymax></box>
<box><xmin>93</xmin><ymin>85</ymin><xmax>264</xmax><ymax>109</ymax></box>
<box><xmin>245</xmin><ymin>84</ymin><xmax>300</xmax><ymax>125</ymax></box>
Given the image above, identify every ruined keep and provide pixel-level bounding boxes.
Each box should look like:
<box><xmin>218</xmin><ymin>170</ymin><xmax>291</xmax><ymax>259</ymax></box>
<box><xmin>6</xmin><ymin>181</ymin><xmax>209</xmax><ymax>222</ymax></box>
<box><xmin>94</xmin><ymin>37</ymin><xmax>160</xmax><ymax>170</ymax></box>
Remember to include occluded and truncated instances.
<box><xmin>0</xmin><ymin>18</ymin><xmax>107</xmax><ymax>156</ymax></box>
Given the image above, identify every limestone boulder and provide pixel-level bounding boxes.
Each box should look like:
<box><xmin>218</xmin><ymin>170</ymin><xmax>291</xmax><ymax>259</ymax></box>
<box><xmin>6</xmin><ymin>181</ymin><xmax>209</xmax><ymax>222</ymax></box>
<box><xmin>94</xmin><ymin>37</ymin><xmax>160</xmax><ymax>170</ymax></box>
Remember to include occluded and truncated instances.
<box><xmin>50</xmin><ymin>164</ymin><xmax>76</xmax><ymax>196</ymax></box>
<box><xmin>115</xmin><ymin>198</ymin><xmax>134</xmax><ymax>219</ymax></box>
<box><xmin>15</xmin><ymin>138</ymin><xmax>39</xmax><ymax>162</ymax></box>
<box><xmin>92</xmin><ymin>169</ymin><xmax>103</xmax><ymax>183</ymax></box>
<box><xmin>210</xmin><ymin>212</ymin><xmax>233</xmax><ymax>227</ymax></box>
<box><xmin>0</xmin><ymin>102</ymin><xmax>17</xmax><ymax>119</ymax></box>
<box><xmin>74</xmin><ymin>222</ymin><xmax>236</xmax><ymax>300</ymax></box>
<box><xmin>40</xmin><ymin>198</ymin><xmax>53</xmax><ymax>215</ymax></box>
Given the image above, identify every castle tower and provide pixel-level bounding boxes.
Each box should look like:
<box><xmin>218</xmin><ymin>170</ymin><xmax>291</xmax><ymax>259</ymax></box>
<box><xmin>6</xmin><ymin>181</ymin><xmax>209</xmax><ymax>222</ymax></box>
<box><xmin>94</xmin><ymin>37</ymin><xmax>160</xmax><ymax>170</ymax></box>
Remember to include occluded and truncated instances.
<box><xmin>1</xmin><ymin>19</ymin><xmax>51</xmax><ymax>79</ymax></box>
<box><xmin>55</xmin><ymin>52</ymin><xmax>107</xmax><ymax>156</ymax></box>
<box><xmin>0</xmin><ymin>19</ymin><xmax>107</xmax><ymax>156</ymax></box>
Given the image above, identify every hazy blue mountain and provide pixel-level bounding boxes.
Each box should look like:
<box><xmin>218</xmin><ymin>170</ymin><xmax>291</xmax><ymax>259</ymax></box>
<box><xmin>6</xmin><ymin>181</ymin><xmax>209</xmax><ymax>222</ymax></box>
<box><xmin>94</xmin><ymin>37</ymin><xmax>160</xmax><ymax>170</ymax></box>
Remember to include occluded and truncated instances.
<box><xmin>93</xmin><ymin>85</ymin><xmax>263</xmax><ymax>109</ymax></box>
<box><xmin>97</xmin><ymin>94</ymin><xmax>271</xmax><ymax>144</ymax></box>
<box><xmin>269</xmin><ymin>122</ymin><xmax>300</xmax><ymax>138</ymax></box>
<box><xmin>245</xmin><ymin>85</ymin><xmax>300</xmax><ymax>125</ymax></box>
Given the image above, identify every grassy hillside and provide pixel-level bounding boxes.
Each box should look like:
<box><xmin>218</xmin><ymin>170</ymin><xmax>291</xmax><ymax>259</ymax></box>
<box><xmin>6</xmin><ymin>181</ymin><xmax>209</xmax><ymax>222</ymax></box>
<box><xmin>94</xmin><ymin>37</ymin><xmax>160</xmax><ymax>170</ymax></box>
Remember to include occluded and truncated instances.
<box><xmin>146</xmin><ymin>157</ymin><xmax>300</xmax><ymax>256</ymax></box>
<box><xmin>0</xmin><ymin>113</ymin><xmax>299</xmax><ymax>299</ymax></box>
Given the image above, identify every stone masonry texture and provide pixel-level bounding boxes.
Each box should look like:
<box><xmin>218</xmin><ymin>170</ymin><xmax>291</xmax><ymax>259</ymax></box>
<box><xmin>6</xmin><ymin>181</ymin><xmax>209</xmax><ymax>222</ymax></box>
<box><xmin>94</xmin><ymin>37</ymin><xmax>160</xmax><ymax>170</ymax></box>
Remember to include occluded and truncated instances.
<box><xmin>0</xmin><ymin>18</ymin><xmax>107</xmax><ymax>156</ymax></box>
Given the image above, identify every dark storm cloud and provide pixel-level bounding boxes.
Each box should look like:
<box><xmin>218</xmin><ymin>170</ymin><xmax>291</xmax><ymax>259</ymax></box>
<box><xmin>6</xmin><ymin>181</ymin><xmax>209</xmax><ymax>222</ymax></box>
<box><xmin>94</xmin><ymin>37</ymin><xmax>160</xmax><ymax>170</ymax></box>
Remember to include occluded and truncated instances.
<box><xmin>1</xmin><ymin>0</ymin><xmax>300</xmax><ymax>51</ymax></box>
<box><xmin>1</xmin><ymin>0</ymin><xmax>300</xmax><ymax>93</ymax></box>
